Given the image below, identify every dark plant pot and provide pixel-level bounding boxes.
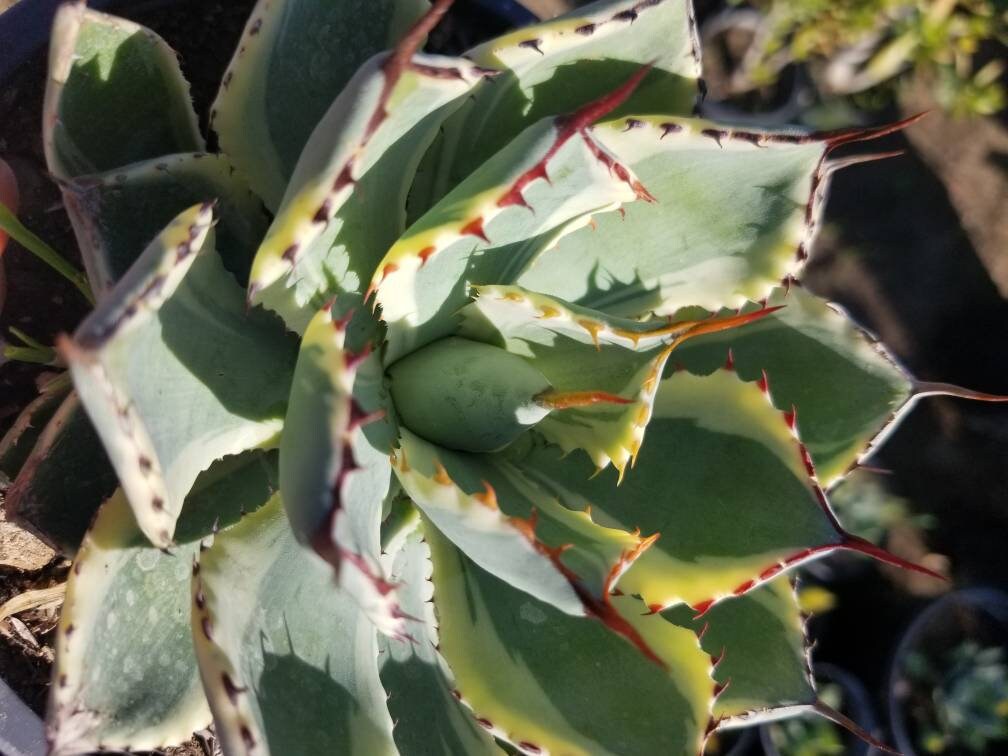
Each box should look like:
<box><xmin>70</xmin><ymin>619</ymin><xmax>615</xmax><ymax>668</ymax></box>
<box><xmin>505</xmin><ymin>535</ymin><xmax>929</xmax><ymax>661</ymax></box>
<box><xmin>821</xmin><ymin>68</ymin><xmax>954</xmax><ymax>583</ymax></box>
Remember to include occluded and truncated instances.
<box><xmin>707</xmin><ymin>725</ymin><xmax>759</xmax><ymax>756</ymax></box>
<box><xmin>887</xmin><ymin>588</ymin><xmax>1008</xmax><ymax>756</ymax></box>
<box><xmin>760</xmin><ymin>663</ymin><xmax>880</xmax><ymax>756</ymax></box>
<box><xmin>0</xmin><ymin>678</ymin><xmax>46</xmax><ymax>756</ymax></box>
<box><xmin>0</xmin><ymin>0</ymin><xmax>126</xmax><ymax>79</ymax></box>
<box><xmin>0</xmin><ymin>0</ymin><xmax>540</xmax><ymax>80</ymax></box>
<box><xmin>470</xmin><ymin>0</ymin><xmax>539</xmax><ymax>27</ymax></box>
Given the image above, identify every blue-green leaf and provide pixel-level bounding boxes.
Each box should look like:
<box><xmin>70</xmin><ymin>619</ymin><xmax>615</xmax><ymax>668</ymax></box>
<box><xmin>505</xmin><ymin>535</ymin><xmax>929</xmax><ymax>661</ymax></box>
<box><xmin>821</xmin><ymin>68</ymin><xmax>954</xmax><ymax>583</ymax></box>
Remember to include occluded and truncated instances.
<box><xmin>61</xmin><ymin>205</ymin><xmax>296</xmax><ymax>548</ymax></box>
<box><xmin>48</xmin><ymin>451</ymin><xmax>277</xmax><ymax>755</ymax></box>
<box><xmin>191</xmin><ymin>496</ymin><xmax>397</xmax><ymax>756</ymax></box>
<box><xmin>211</xmin><ymin>0</ymin><xmax>429</xmax><ymax>209</ymax></box>
<box><xmin>44</xmin><ymin>4</ymin><xmax>202</xmax><ymax>180</ymax></box>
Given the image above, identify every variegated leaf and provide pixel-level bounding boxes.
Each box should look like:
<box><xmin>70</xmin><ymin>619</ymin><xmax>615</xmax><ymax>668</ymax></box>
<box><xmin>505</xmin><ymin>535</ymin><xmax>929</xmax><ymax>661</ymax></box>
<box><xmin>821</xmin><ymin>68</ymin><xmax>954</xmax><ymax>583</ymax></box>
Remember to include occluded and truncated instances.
<box><xmin>191</xmin><ymin>495</ymin><xmax>397</xmax><ymax>756</ymax></box>
<box><xmin>247</xmin><ymin>2</ymin><xmax>489</xmax><ymax>333</ymax></box>
<box><xmin>511</xmin><ymin>369</ymin><xmax>936</xmax><ymax>613</ymax></box>
<box><xmin>393</xmin><ymin>427</ymin><xmax>651</xmax><ymax>614</ymax></box>
<box><xmin>211</xmin><ymin>0</ymin><xmax>429</xmax><ymax>209</ymax></box>
<box><xmin>280</xmin><ymin>306</ymin><xmax>403</xmax><ymax>636</ymax></box>
<box><xmin>517</xmin><ymin>116</ymin><xmax>830</xmax><ymax>319</ymax></box>
<box><xmin>373</xmin><ymin>77</ymin><xmax>653</xmax><ymax>363</ymax></box>
<box><xmin>393</xmin><ymin>428</ymin><xmax>582</xmax><ymax>616</ymax></box>
<box><xmin>458</xmin><ymin>284</ymin><xmax>774</xmax><ymax>474</ymax></box>
<box><xmin>378</xmin><ymin>531</ymin><xmax>503</xmax><ymax>755</ymax></box>
<box><xmin>672</xmin><ymin>287</ymin><xmax>912</xmax><ymax>485</ymax></box>
<box><xmin>426</xmin><ymin>521</ymin><xmax>714</xmax><ymax>756</ymax></box>
<box><xmin>664</xmin><ymin>578</ymin><xmax>816</xmax><ymax>723</ymax></box>
<box><xmin>62</xmin><ymin>153</ymin><xmax>268</xmax><ymax>296</ymax></box>
<box><xmin>409</xmin><ymin>0</ymin><xmax>701</xmax><ymax>216</ymax></box>
<box><xmin>44</xmin><ymin>3</ymin><xmax>203</xmax><ymax>181</ymax></box>
<box><xmin>459</xmin><ymin>287</ymin><xmax>670</xmax><ymax>472</ymax></box>
<box><xmin>60</xmin><ymin>205</ymin><xmax>296</xmax><ymax>548</ymax></box>
<box><xmin>48</xmin><ymin>451</ymin><xmax>277</xmax><ymax>756</ymax></box>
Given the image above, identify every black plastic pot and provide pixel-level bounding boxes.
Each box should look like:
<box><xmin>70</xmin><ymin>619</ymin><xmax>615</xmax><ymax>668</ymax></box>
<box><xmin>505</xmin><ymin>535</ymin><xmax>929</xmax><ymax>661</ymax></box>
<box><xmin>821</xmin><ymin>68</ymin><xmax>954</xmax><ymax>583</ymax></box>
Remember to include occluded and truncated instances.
<box><xmin>0</xmin><ymin>0</ymin><xmax>540</xmax><ymax>80</ymax></box>
<box><xmin>887</xmin><ymin>588</ymin><xmax>1008</xmax><ymax>756</ymax></box>
<box><xmin>470</xmin><ymin>0</ymin><xmax>538</xmax><ymax>27</ymax></box>
<box><xmin>0</xmin><ymin>677</ymin><xmax>45</xmax><ymax>756</ymax></box>
<box><xmin>760</xmin><ymin>663</ymin><xmax>881</xmax><ymax>756</ymax></box>
<box><xmin>1</xmin><ymin>0</ymin><xmax>117</xmax><ymax>79</ymax></box>
<box><xmin>707</xmin><ymin>725</ymin><xmax>759</xmax><ymax>756</ymax></box>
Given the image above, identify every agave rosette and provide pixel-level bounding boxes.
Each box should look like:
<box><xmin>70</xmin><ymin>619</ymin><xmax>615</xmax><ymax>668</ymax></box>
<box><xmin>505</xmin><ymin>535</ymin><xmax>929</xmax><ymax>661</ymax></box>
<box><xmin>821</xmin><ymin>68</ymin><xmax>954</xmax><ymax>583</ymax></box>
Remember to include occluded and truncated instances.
<box><xmin>1</xmin><ymin>1</ymin><xmax>978</xmax><ymax>754</ymax></box>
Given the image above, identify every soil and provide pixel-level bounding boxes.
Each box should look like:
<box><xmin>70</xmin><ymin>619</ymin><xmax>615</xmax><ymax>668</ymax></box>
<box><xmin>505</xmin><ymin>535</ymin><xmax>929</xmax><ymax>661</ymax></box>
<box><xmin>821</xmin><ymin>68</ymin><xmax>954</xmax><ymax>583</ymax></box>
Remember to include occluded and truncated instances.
<box><xmin>1</xmin><ymin>1</ymin><xmax>1007</xmax><ymax>754</ymax></box>
<box><xmin>0</xmin><ymin>558</ymin><xmax>67</xmax><ymax>715</ymax></box>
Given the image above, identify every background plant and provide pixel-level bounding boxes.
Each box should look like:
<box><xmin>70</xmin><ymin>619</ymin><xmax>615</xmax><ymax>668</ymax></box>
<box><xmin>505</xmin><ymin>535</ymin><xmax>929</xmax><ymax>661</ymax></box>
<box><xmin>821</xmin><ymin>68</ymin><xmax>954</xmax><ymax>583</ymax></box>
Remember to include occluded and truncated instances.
<box><xmin>766</xmin><ymin>682</ymin><xmax>847</xmax><ymax>756</ymax></box>
<box><xmin>718</xmin><ymin>0</ymin><xmax>1007</xmax><ymax>116</ymax></box>
<box><xmin>901</xmin><ymin>641</ymin><xmax>1008</xmax><ymax>753</ymax></box>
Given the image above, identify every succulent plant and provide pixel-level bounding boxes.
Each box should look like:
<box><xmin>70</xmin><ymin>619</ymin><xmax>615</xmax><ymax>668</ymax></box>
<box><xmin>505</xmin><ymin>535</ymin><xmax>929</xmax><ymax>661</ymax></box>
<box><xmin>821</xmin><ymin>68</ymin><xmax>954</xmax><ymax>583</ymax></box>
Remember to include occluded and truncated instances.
<box><xmin>719</xmin><ymin>0</ymin><xmax>1007</xmax><ymax>116</ymax></box>
<box><xmin>1</xmin><ymin>0</ymin><xmax>1001</xmax><ymax>754</ymax></box>
<box><xmin>901</xmin><ymin>642</ymin><xmax>1008</xmax><ymax>754</ymax></box>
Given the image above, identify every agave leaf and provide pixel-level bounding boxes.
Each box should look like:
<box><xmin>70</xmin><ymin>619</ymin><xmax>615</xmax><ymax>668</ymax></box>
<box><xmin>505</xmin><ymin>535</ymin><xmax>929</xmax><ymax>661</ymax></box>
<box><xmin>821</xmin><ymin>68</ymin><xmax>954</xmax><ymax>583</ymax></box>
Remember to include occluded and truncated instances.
<box><xmin>4</xmin><ymin>391</ymin><xmax>117</xmax><ymax>555</ymax></box>
<box><xmin>246</xmin><ymin>6</ymin><xmax>490</xmax><ymax>334</ymax></box>
<box><xmin>59</xmin><ymin>205</ymin><xmax>296</xmax><ymax>548</ymax></box>
<box><xmin>377</xmin><ymin>531</ymin><xmax>503</xmax><ymax>755</ymax></box>
<box><xmin>47</xmin><ymin>451</ymin><xmax>276</xmax><ymax>756</ymax></box>
<box><xmin>280</xmin><ymin>306</ymin><xmax>403</xmax><ymax>636</ymax></box>
<box><xmin>63</xmin><ymin>153</ymin><xmax>268</xmax><ymax>296</ymax></box>
<box><xmin>517</xmin><ymin>117</ymin><xmax>830</xmax><ymax>318</ymax></box>
<box><xmin>247</xmin><ymin>52</ymin><xmax>489</xmax><ymax>333</ymax></box>
<box><xmin>44</xmin><ymin>3</ymin><xmax>203</xmax><ymax>181</ymax></box>
<box><xmin>458</xmin><ymin>284</ymin><xmax>782</xmax><ymax>474</ymax></box>
<box><xmin>512</xmin><ymin>369</ymin><xmax>902</xmax><ymax>612</ymax></box>
<box><xmin>409</xmin><ymin>0</ymin><xmax>700</xmax><ymax>215</ymax></box>
<box><xmin>462</xmin><ymin>284</ymin><xmax>699</xmax><ymax>351</ymax></box>
<box><xmin>672</xmin><ymin>287</ymin><xmax>912</xmax><ymax>485</ymax></box>
<box><xmin>211</xmin><ymin>0</ymin><xmax>429</xmax><ymax>209</ymax></box>
<box><xmin>393</xmin><ymin>427</ymin><xmax>650</xmax><ymax>616</ymax></box>
<box><xmin>664</xmin><ymin>578</ymin><xmax>815</xmax><ymax>722</ymax></box>
<box><xmin>374</xmin><ymin>104</ymin><xmax>649</xmax><ymax>363</ymax></box>
<box><xmin>387</xmin><ymin>336</ymin><xmax>555</xmax><ymax>453</ymax></box>
<box><xmin>0</xmin><ymin>373</ymin><xmax>71</xmax><ymax>486</ymax></box>
<box><xmin>379</xmin><ymin>488</ymin><xmax>420</xmax><ymax>554</ymax></box>
<box><xmin>459</xmin><ymin>284</ymin><xmax>681</xmax><ymax>473</ymax></box>
<box><xmin>191</xmin><ymin>495</ymin><xmax>397</xmax><ymax>756</ymax></box>
<box><xmin>394</xmin><ymin>428</ymin><xmax>580</xmax><ymax>616</ymax></box>
<box><xmin>425</xmin><ymin>521</ymin><xmax>713</xmax><ymax>756</ymax></box>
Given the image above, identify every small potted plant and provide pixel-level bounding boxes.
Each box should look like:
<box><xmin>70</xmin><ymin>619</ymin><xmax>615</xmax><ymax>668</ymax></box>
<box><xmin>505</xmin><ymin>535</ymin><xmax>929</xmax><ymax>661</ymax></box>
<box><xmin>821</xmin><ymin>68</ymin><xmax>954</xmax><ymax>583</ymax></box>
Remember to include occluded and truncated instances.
<box><xmin>889</xmin><ymin>589</ymin><xmax>1008</xmax><ymax>755</ymax></box>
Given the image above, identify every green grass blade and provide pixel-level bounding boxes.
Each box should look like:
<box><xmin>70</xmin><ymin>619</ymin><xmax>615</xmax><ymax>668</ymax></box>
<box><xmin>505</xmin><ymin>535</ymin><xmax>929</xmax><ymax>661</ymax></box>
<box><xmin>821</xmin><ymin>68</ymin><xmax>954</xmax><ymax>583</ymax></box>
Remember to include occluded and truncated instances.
<box><xmin>0</xmin><ymin>202</ymin><xmax>94</xmax><ymax>304</ymax></box>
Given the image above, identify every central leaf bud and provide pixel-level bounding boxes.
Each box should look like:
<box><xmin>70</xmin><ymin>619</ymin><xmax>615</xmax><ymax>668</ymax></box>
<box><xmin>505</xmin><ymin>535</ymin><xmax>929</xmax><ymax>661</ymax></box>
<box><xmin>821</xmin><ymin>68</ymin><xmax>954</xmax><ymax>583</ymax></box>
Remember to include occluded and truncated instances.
<box><xmin>387</xmin><ymin>337</ymin><xmax>553</xmax><ymax>453</ymax></box>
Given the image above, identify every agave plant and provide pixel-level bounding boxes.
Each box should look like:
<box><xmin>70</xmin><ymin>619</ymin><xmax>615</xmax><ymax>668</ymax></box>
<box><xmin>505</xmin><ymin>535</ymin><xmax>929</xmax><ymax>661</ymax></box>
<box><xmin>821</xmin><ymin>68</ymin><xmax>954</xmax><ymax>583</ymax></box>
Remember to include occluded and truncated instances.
<box><xmin>1</xmin><ymin>0</ymin><xmax>1000</xmax><ymax>754</ymax></box>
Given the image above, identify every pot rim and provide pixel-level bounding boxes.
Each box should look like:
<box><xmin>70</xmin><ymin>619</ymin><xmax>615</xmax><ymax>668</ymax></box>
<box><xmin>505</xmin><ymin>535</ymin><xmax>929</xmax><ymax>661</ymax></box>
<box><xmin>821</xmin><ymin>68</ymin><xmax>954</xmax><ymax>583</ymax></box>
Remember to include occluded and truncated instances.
<box><xmin>0</xmin><ymin>0</ymin><xmax>541</xmax><ymax>81</ymax></box>
<box><xmin>886</xmin><ymin>587</ymin><xmax>1008</xmax><ymax>755</ymax></box>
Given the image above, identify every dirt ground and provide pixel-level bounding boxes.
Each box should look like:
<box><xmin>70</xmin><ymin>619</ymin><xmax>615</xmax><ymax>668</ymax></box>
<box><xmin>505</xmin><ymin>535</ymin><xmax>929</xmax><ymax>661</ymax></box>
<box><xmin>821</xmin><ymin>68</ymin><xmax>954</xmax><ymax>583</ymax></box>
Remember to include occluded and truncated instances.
<box><xmin>1</xmin><ymin>1</ymin><xmax>1007</xmax><ymax>754</ymax></box>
